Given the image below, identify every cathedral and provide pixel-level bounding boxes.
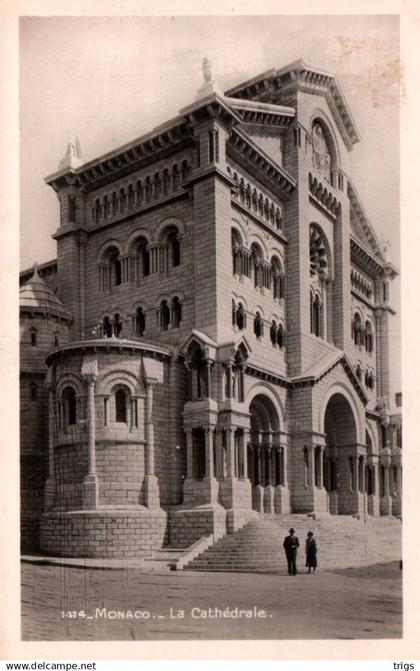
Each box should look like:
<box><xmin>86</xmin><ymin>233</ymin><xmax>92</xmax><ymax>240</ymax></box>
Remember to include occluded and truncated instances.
<box><xmin>20</xmin><ymin>59</ymin><xmax>402</xmax><ymax>560</ymax></box>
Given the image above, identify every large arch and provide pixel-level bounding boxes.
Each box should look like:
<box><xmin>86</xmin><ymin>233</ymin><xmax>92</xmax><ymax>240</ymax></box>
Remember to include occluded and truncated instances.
<box><xmin>246</xmin><ymin>383</ymin><xmax>285</xmax><ymax>428</ymax></box>
<box><xmin>324</xmin><ymin>392</ymin><xmax>357</xmax><ymax>448</ymax></box>
<box><xmin>319</xmin><ymin>381</ymin><xmax>363</xmax><ymax>445</ymax></box>
<box><xmin>321</xmin><ymin>389</ymin><xmax>367</xmax><ymax>515</ymax></box>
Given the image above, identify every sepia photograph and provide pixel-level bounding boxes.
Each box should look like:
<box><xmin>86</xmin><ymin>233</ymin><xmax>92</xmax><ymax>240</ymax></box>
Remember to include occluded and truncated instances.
<box><xmin>17</xmin><ymin>13</ymin><xmax>403</xmax><ymax>644</ymax></box>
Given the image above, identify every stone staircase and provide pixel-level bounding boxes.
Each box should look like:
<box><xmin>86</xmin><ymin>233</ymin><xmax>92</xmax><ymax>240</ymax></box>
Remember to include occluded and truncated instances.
<box><xmin>184</xmin><ymin>514</ymin><xmax>402</xmax><ymax>572</ymax></box>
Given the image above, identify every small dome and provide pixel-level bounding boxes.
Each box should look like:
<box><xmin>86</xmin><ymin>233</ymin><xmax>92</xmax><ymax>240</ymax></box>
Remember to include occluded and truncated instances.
<box><xmin>20</xmin><ymin>265</ymin><xmax>73</xmax><ymax>322</ymax></box>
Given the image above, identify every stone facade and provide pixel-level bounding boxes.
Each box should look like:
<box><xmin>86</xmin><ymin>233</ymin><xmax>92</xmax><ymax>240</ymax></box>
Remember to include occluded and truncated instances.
<box><xmin>20</xmin><ymin>59</ymin><xmax>401</xmax><ymax>557</ymax></box>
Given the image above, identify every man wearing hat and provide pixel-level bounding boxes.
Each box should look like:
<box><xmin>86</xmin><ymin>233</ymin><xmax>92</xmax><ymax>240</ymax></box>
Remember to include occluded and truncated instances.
<box><xmin>283</xmin><ymin>528</ymin><xmax>300</xmax><ymax>575</ymax></box>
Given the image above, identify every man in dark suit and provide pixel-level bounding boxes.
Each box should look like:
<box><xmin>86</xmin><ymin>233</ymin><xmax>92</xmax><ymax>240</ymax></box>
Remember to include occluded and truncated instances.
<box><xmin>283</xmin><ymin>527</ymin><xmax>300</xmax><ymax>575</ymax></box>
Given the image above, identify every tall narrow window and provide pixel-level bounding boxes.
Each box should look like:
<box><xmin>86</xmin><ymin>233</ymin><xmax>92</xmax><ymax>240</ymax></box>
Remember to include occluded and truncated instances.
<box><xmin>171</xmin><ymin>297</ymin><xmax>182</xmax><ymax>328</ymax></box>
<box><xmin>63</xmin><ymin>387</ymin><xmax>77</xmax><ymax>426</ymax></box>
<box><xmin>277</xmin><ymin>324</ymin><xmax>285</xmax><ymax>349</ymax></box>
<box><xmin>270</xmin><ymin>320</ymin><xmax>277</xmax><ymax>345</ymax></box>
<box><xmin>113</xmin><ymin>313</ymin><xmax>122</xmax><ymax>337</ymax></box>
<box><xmin>236</xmin><ymin>303</ymin><xmax>246</xmax><ymax>330</ymax></box>
<box><xmin>135</xmin><ymin>307</ymin><xmax>145</xmax><ymax>336</ymax></box>
<box><xmin>254</xmin><ymin>312</ymin><xmax>264</xmax><ymax>338</ymax></box>
<box><xmin>30</xmin><ymin>328</ymin><xmax>37</xmax><ymax>346</ymax></box>
<box><xmin>167</xmin><ymin>228</ymin><xmax>181</xmax><ymax>267</ymax></box>
<box><xmin>30</xmin><ymin>382</ymin><xmax>38</xmax><ymax>401</ymax></box>
<box><xmin>365</xmin><ymin>320</ymin><xmax>374</xmax><ymax>352</ymax></box>
<box><xmin>311</xmin><ymin>294</ymin><xmax>322</xmax><ymax>337</ymax></box>
<box><xmin>160</xmin><ymin>300</ymin><xmax>170</xmax><ymax>331</ymax></box>
<box><xmin>115</xmin><ymin>388</ymin><xmax>127</xmax><ymax>423</ymax></box>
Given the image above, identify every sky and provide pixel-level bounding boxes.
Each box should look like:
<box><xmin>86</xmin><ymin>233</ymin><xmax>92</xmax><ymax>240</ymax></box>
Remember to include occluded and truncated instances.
<box><xmin>19</xmin><ymin>14</ymin><xmax>401</xmax><ymax>392</ymax></box>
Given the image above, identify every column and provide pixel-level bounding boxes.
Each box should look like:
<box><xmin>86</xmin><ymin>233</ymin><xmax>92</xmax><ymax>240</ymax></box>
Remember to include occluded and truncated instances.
<box><xmin>82</xmin><ymin>375</ymin><xmax>98</xmax><ymax>509</ymax></box>
<box><xmin>264</xmin><ymin>433</ymin><xmax>274</xmax><ymax>513</ymax></box>
<box><xmin>206</xmin><ymin>360</ymin><xmax>212</xmax><ymax>399</ymax></box>
<box><xmin>225</xmin><ymin>427</ymin><xmax>235</xmax><ymax>477</ymax></box>
<box><xmin>226</xmin><ymin>362</ymin><xmax>232</xmax><ymax>399</ymax></box>
<box><xmin>203</xmin><ymin>425</ymin><xmax>218</xmax><ymax>503</ymax></box>
<box><xmin>77</xmin><ymin>232</ymin><xmax>87</xmax><ymax>339</ymax></box>
<box><xmin>241</xmin><ymin>429</ymin><xmax>250</xmax><ymax>480</ymax></box>
<box><xmin>254</xmin><ymin>433</ymin><xmax>264</xmax><ymax>512</ymax></box>
<box><xmin>43</xmin><ymin>389</ymin><xmax>56</xmax><ymax>511</ymax></box>
<box><xmin>144</xmin><ymin>379</ymin><xmax>160</xmax><ymax>508</ymax></box>
<box><xmin>379</xmin><ymin>446</ymin><xmax>393</xmax><ymax>515</ymax></box>
<box><xmin>185</xmin><ymin>428</ymin><xmax>193</xmax><ymax>479</ymax></box>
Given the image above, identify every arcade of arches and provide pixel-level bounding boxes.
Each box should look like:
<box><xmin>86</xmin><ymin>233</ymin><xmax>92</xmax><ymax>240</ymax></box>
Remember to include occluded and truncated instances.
<box><xmin>182</xmin><ymin>390</ymin><xmax>401</xmax><ymax>517</ymax></box>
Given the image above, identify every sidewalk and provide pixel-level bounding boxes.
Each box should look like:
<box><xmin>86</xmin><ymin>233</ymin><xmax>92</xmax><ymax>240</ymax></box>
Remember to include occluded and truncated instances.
<box><xmin>21</xmin><ymin>553</ymin><xmax>175</xmax><ymax>572</ymax></box>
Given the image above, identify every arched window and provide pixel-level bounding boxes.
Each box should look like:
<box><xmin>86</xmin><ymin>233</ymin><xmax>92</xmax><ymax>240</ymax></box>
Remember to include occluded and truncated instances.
<box><xmin>30</xmin><ymin>327</ymin><xmax>37</xmax><ymax>346</ymax></box>
<box><xmin>63</xmin><ymin>386</ymin><xmax>77</xmax><ymax>426</ymax></box>
<box><xmin>310</xmin><ymin>293</ymin><xmax>322</xmax><ymax>337</ymax></box>
<box><xmin>113</xmin><ymin>313</ymin><xmax>122</xmax><ymax>337</ymax></box>
<box><xmin>135</xmin><ymin>237</ymin><xmax>150</xmax><ymax>278</ymax></box>
<box><xmin>102</xmin><ymin>316</ymin><xmax>113</xmax><ymax>338</ymax></box>
<box><xmin>353</xmin><ymin>313</ymin><xmax>364</xmax><ymax>347</ymax></box>
<box><xmin>236</xmin><ymin>303</ymin><xmax>246</xmax><ymax>330</ymax></box>
<box><xmin>231</xmin><ymin>229</ymin><xmax>243</xmax><ymax>276</ymax></box>
<box><xmin>365</xmin><ymin>320</ymin><xmax>374</xmax><ymax>352</ymax></box>
<box><xmin>171</xmin><ymin>296</ymin><xmax>182</xmax><ymax>328</ymax></box>
<box><xmin>163</xmin><ymin>169</ymin><xmax>170</xmax><ymax>195</ymax></box>
<box><xmin>145</xmin><ymin>176</ymin><xmax>152</xmax><ymax>202</ymax></box>
<box><xmin>115</xmin><ymin>388</ymin><xmax>127</xmax><ymax>423</ymax></box>
<box><xmin>172</xmin><ymin>165</ymin><xmax>180</xmax><ymax>190</ymax></box>
<box><xmin>254</xmin><ymin>312</ymin><xmax>264</xmax><ymax>338</ymax></box>
<box><xmin>251</xmin><ymin>243</ymin><xmax>263</xmax><ymax>289</ymax></box>
<box><xmin>310</xmin><ymin>225</ymin><xmax>329</xmax><ymax>278</ymax></box>
<box><xmin>270</xmin><ymin>320</ymin><xmax>277</xmax><ymax>345</ymax></box>
<box><xmin>30</xmin><ymin>381</ymin><xmax>38</xmax><ymax>401</ymax></box>
<box><xmin>101</xmin><ymin>246</ymin><xmax>122</xmax><ymax>289</ymax></box>
<box><xmin>53</xmin><ymin>331</ymin><xmax>60</xmax><ymax>348</ymax></box>
<box><xmin>277</xmin><ymin>323</ymin><xmax>285</xmax><ymax>349</ymax></box>
<box><xmin>160</xmin><ymin>300</ymin><xmax>170</xmax><ymax>331</ymax></box>
<box><xmin>165</xmin><ymin>226</ymin><xmax>181</xmax><ymax>268</ymax></box>
<box><xmin>271</xmin><ymin>256</ymin><xmax>284</xmax><ymax>299</ymax></box>
<box><xmin>135</xmin><ymin>307</ymin><xmax>146</xmax><ymax>336</ymax></box>
<box><xmin>312</xmin><ymin>121</ymin><xmax>333</xmax><ymax>183</ymax></box>
<box><xmin>356</xmin><ymin>364</ymin><xmax>362</xmax><ymax>381</ymax></box>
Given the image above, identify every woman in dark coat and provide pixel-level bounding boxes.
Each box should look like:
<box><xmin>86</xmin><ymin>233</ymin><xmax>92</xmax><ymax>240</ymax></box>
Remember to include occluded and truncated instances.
<box><xmin>305</xmin><ymin>532</ymin><xmax>317</xmax><ymax>573</ymax></box>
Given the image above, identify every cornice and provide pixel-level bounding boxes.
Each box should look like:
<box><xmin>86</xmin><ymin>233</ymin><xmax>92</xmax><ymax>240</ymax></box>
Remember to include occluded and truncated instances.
<box><xmin>348</xmin><ymin>180</ymin><xmax>386</xmax><ymax>262</ymax></box>
<box><xmin>225</xmin><ymin>59</ymin><xmax>361</xmax><ymax>151</ymax></box>
<box><xmin>46</xmin><ymin>133</ymin><xmax>194</xmax><ymax>194</ymax></box>
<box><xmin>227</xmin><ymin>128</ymin><xmax>296</xmax><ymax>200</ymax></box>
<box><xmin>46</xmin><ymin>338</ymin><xmax>172</xmax><ymax>367</ymax></box>
<box><xmin>350</xmin><ymin>237</ymin><xmax>384</xmax><ymax>276</ymax></box>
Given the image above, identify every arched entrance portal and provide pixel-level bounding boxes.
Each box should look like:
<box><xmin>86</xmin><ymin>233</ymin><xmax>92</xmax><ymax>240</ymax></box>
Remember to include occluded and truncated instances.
<box><xmin>248</xmin><ymin>394</ymin><xmax>287</xmax><ymax>513</ymax></box>
<box><xmin>323</xmin><ymin>393</ymin><xmax>365</xmax><ymax>515</ymax></box>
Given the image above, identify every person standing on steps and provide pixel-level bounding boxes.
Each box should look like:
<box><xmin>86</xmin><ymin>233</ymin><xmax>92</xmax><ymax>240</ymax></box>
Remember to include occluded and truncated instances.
<box><xmin>305</xmin><ymin>531</ymin><xmax>317</xmax><ymax>573</ymax></box>
<box><xmin>283</xmin><ymin>528</ymin><xmax>300</xmax><ymax>575</ymax></box>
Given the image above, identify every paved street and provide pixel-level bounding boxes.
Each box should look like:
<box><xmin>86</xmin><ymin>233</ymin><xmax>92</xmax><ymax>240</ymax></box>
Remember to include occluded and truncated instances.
<box><xmin>21</xmin><ymin>561</ymin><xmax>402</xmax><ymax>640</ymax></box>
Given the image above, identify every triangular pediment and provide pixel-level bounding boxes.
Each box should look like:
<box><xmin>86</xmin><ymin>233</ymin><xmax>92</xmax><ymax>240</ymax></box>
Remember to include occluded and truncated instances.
<box><xmin>293</xmin><ymin>350</ymin><xmax>368</xmax><ymax>405</ymax></box>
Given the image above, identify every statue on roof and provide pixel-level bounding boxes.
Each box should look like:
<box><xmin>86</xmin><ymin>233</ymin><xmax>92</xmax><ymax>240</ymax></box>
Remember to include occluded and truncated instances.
<box><xmin>196</xmin><ymin>57</ymin><xmax>223</xmax><ymax>101</ymax></box>
<box><xmin>58</xmin><ymin>135</ymin><xmax>83</xmax><ymax>171</ymax></box>
<box><xmin>202</xmin><ymin>58</ymin><xmax>213</xmax><ymax>83</ymax></box>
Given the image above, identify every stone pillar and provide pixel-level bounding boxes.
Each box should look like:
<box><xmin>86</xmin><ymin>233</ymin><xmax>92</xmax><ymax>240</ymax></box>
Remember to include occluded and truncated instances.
<box><xmin>203</xmin><ymin>426</ymin><xmax>218</xmax><ymax>503</ymax></box>
<box><xmin>185</xmin><ymin>428</ymin><xmax>193</xmax><ymax>479</ymax></box>
<box><xmin>77</xmin><ymin>232</ymin><xmax>87</xmax><ymax>339</ymax></box>
<box><xmin>253</xmin><ymin>434</ymin><xmax>264</xmax><ymax>513</ymax></box>
<box><xmin>264</xmin><ymin>434</ymin><xmax>274</xmax><ymax>513</ymax></box>
<box><xmin>241</xmin><ymin>429</ymin><xmax>250</xmax><ymax>480</ymax></box>
<box><xmin>206</xmin><ymin>360</ymin><xmax>212</xmax><ymax>399</ymax></box>
<box><xmin>43</xmin><ymin>388</ymin><xmax>56</xmax><ymax>511</ymax></box>
<box><xmin>82</xmin><ymin>375</ymin><xmax>98</xmax><ymax>509</ymax></box>
<box><xmin>225</xmin><ymin>427</ymin><xmax>235</xmax><ymax>477</ymax></box>
<box><xmin>226</xmin><ymin>363</ymin><xmax>232</xmax><ymax>398</ymax></box>
<box><xmin>380</xmin><ymin>448</ymin><xmax>393</xmax><ymax>515</ymax></box>
<box><xmin>144</xmin><ymin>379</ymin><xmax>160</xmax><ymax>509</ymax></box>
